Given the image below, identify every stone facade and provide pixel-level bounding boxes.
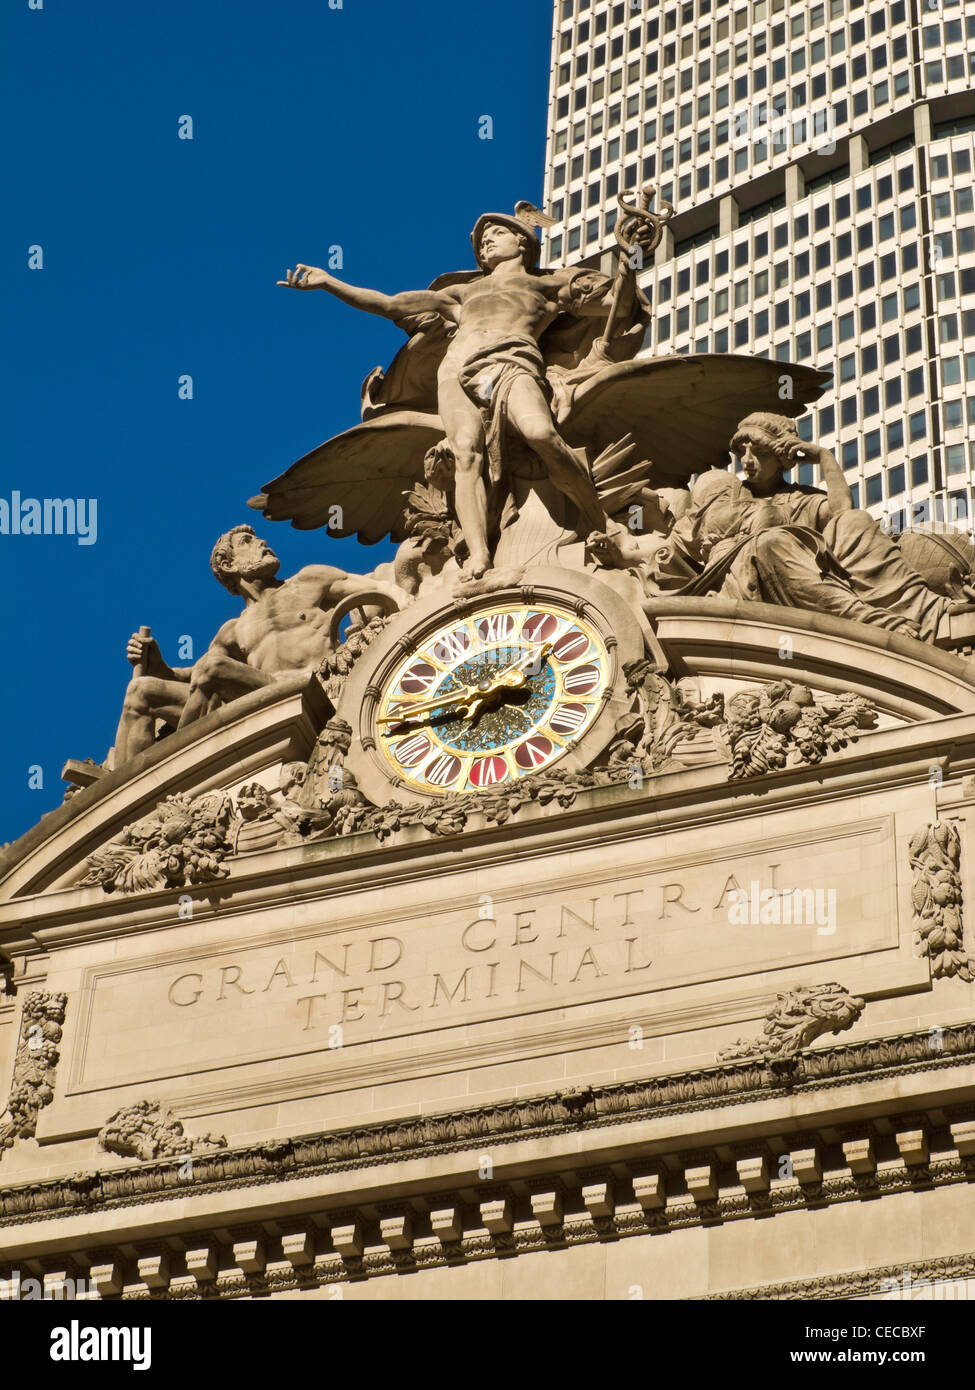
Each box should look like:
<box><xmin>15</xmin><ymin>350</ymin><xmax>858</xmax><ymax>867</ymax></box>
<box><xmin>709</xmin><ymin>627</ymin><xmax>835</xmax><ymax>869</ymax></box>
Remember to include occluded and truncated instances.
<box><xmin>2</xmin><ymin>598</ymin><xmax>975</xmax><ymax>1300</ymax></box>
<box><xmin>4</xmin><ymin>177</ymin><xmax>975</xmax><ymax>1303</ymax></box>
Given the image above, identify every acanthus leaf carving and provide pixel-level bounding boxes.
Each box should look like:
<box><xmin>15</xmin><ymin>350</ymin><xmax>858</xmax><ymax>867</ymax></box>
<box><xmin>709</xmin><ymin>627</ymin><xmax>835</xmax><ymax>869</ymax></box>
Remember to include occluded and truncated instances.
<box><xmin>608</xmin><ymin>659</ymin><xmax>725</xmax><ymax>774</ymax></box>
<box><xmin>717</xmin><ymin>982</ymin><xmax>865</xmax><ymax>1063</ymax></box>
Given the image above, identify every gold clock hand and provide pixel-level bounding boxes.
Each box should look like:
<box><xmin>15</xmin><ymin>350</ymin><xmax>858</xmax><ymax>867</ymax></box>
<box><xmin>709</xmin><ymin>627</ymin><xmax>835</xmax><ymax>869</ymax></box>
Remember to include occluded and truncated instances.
<box><xmin>480</xmin><ymin>642</ymin><xmax>553</xmax><ymax>696</ymax></box>
<box><xmin>382</xmin><ymin>642</ymin><xmax>552</xmax><ymax>729</ymax></box>
<box><xmin>451</xmin><ymin>643</ymin><xmax>554</xmax><ymax>724</ymax></box>
<box><xmin>500</xmin><ymin>641</ymin><xmax>552</xmax><ymax>682</ymax></box>
<box><xmin>378</xmin><ymin>684</ymin><xmax>478</xmax><ymax>726</ymax></box>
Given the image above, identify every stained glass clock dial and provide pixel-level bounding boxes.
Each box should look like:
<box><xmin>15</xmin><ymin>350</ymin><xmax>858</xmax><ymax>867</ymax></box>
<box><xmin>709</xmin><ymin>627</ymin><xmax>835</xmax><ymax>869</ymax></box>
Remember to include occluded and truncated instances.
<box><xmin>336</xmin><ymin>570</ymin><xmax>646</xmax><ymax>808</ymax></box>
<box><xmin>374</xmin><ymin>601</ymin><xmax>611</xmax><ymax>794</ymax></box>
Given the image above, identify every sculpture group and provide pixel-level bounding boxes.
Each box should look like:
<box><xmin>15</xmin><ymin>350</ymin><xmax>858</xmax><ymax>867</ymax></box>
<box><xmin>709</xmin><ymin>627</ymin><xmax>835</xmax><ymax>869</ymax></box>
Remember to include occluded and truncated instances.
<box><xmin>71</xmin><ymin>191</ymin><xmax>974</xmax><ymax>782</ymax></box>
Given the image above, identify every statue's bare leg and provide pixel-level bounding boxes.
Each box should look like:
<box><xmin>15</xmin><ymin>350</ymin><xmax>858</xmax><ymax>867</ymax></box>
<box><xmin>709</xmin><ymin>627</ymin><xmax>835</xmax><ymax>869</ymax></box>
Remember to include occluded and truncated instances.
<box><xmin>114</xmin><ymin>677</ymin><xmax>189</xmax><ymax>765</ymax></box>
<box><xmin>506</xmin><ymin>376</ymin><xmax>619</xmax><ymax>543</ymax></box>
<box><xmin>177</xmin><ymin>653</ymin><xmax>275</xmax><ymax>729</ymax></box>
<box><xmin>438</xmin><ymin>377</ymin><xmax>491</xmax><ymax>579</ymax></box>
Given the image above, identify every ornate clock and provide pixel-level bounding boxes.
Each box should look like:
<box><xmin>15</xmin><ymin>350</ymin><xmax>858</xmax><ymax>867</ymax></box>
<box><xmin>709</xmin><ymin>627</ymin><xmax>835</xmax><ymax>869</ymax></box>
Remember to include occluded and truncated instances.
<box><xmin>336</xmin><ymin>569</ymin><xmax>647</xmax><ymax>805</ymax></box>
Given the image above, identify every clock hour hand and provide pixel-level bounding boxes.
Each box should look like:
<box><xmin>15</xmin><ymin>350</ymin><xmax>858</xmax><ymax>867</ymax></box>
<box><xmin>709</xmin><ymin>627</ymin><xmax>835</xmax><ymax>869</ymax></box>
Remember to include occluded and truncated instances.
<box><xmin>378</xmin><ymin>684</ymin><xmax>477</xmax><ymax>727</ymax></box>
<box><xmin>381</xmin><ymin>642</ymin><xmax>552</xmax><ymax>729</ymax></box>
<box><xmin>476</xmin><ymin>642</ymin><xmax>553</xmax><ymax>699</ymax></box>
<box><xmin>454</xmin><ymin>644</ymin><xmax>554</xmax><ymax>723</ymax></box>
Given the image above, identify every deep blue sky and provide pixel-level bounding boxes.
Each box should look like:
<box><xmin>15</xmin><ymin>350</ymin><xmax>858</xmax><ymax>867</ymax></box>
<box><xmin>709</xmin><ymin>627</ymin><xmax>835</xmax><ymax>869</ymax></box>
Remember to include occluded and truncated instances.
<box><xmin>0</xmin><ymin>0</ymin><xmax>554</xmax><ymax>844</ymax></box>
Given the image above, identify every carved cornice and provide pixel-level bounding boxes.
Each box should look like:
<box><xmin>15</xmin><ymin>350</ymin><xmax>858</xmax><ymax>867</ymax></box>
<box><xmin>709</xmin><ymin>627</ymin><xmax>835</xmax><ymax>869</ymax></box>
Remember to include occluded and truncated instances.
<box><xmin>2</xmin><ymin>1018</ymin><xmax>975</xmax><ymax>1225</ymax></box>
<box><xmin>3</xmin><ymin>1141</ymin><xmax>973</xmax><ymax>1301</ymax></box>
<box><xmin>701</xmin><ymin>1251</ymin><xmax>975</xmax><ymax>1302</ymax></box>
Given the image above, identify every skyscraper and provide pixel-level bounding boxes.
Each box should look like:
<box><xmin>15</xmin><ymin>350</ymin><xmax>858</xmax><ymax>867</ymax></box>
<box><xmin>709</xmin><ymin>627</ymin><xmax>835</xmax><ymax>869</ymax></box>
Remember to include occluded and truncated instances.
<box><xmin>544</xmin><ymin>0</ymin><xmax>975</xmax><ymax>530</ymax></box>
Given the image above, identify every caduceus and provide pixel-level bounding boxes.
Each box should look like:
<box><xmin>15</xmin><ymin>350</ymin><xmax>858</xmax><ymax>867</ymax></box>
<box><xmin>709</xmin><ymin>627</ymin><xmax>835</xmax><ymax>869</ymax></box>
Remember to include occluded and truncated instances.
<box><xmin>602</xmin><ymin>181</ymin><xmax>675</xmax><ymax>343</ymax></box>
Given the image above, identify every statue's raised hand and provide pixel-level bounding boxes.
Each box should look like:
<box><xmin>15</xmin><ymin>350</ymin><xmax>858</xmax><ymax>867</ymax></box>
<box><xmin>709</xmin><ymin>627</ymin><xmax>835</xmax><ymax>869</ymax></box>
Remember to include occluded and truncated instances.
<box><xmin>785</xmin><ymin>439</ymin><xmax>828</xmax><ymax>467</ymax></box>
<box><xmin>277</xmin><ymin>264</ymin><xmax>329</xmax><ymax>291</ymax></box>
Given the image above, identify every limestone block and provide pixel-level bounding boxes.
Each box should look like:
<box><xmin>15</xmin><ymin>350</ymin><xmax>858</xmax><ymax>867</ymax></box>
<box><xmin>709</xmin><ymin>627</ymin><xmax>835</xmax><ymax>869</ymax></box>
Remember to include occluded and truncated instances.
<box><xmin>582</xmin><ymin>1182</ymin><xmax>615</xmax><ymax>1219</ymax></box>
<box><xmin>330</xmin><ymin>1222</ymin><xmax>363</xmax><ymax>1258</ymax></box>
<box><xmin>842</xmin><ymin>1138</ymin><xmax>876</xmax><ymax>1175</ymax></box>
<box><xmin>632</xmin><ymin>1173</ymin><xmax>666</xmax><ymax>1210</ymax></box>
<box><xmin>896</xmin><ymin>1129</ymin><xmax>929</xmax><ymax>1166</ymax></box>
<box><xmin>231</xmin><ymin>1239</ymin><xmax>264</xmax><ymax>1274</ymax></box>
<box><xmin>184</xmin><ymin>1246</ymin><xmax>218</xmax><ymax>1282</ymax></box>
<box><xmin>736</xmin><ymin>1156</ymin><xmax>770</xmax><ymax>1193</ymax></box>
<box><xmin>380</xmin><ymin>1214</ymin><xmax>414</xmax><ymax>1251</ymax></box>
<box><xmin>480</xmin><ymin>1198</ymin><xmax>513</xmax><ymax>1235</ymax></box>
<box><xmin>43</xmin><ymin>1270</ymin><xmax>73</xmax><ymax>1300</ymax></box>
<box><xmin>136</xmin><ymin>1252</ymin><xmax>170</xmax><ymax>1289</ymax></box>
<box><xmin>430</xmin><ymin>1207</ymin><xmax>462</xmax><ymax>1243</ymax></box>
<box><xmin>88</xmin><ymin>1261</ymin><xmax>124</xmax><ymax>1297</ymax></box>
<box><xmin>530</xmin><ymin>1190</ymin><xmax>563</xmax><ymax>1227</ymax></box>
<box><xmin>280</xmin><ymin>1230</ymin><xmax>315</xmax><ymax>1266</ymax></box>
<box><xmin>950</xmin><ymin>1120</ymin><xmax>975</xmax><ymax>1157</ymax></box>
<box><xmin>790</xmin><ymin>1148</ymin><xmax>821</xmax><ymax>1184</ymax></box>
<box><xmin>685</xmin><ymin>1164</ymin><xmax>717</xmax><ymax>1201</ymax></box>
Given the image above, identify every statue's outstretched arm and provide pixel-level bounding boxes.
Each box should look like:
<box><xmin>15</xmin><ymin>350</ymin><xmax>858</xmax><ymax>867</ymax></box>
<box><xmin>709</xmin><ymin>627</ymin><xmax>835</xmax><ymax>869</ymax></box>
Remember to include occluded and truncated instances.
<box><xmin>278</xmin><ymin>264</ymin><xmax>458</xmax><ymax>324</ymax></box>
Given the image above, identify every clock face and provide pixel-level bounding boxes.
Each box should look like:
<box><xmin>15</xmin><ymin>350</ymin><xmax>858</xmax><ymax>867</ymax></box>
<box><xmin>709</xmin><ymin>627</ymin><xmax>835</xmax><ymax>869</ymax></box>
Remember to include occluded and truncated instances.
<box><xmin>374</xmin><ymin>601</ymin><xmax>611</xmax><ymax>795</ymax></box>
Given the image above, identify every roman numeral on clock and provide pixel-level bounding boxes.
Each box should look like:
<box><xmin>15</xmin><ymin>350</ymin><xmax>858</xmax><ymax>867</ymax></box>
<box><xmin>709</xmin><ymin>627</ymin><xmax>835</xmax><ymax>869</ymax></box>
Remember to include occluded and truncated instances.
<box><xmin>562</xmin><ymin>663</ymin><xmax>600</xmax><ymax>695</ymax></box>
<box><xmin>399</xmin><ymin>662</ymin><xmax>438</xmax><ymax>695</ymax></box>
<box><xmin>514</xmin><ymin>736</ymin><xmax>554</xmax><ymax>769</ymax></box>
<box><xmin>552</xmin><ymin>628</ymin><xmax>590</xmax><ymax>662</ymax></box>
<box><xmin>430</xmin><ymin>629</ymin><xmax>471</xmax><ymax>664</ymax></box>
<box><xmin>521</xmin><ymin>612</ymin><xmax>560</xmax><ymax>643</ymax></box>
<box><xmin>391</xmin><ymin>734</ymin><xmax>433</xmax><ymax>767</ymax></box>
<box><xmin>476</xmin><ymin>613</ymin><xmax>515</xmax><ymax>643</ymax></box>
<box><xmin>549</xmin><ymin>703</ymin><xmax>589</xmax><ymax>735</ymax></box>
<box><xmin>469</xmin><ymin>755</ymin><xmax>509</xmax><ymax>787</ymax></box>
<box><xmin>425</xmin><ymin>753</ymin><xmax>463</xmax><ymax>787</ymax></box>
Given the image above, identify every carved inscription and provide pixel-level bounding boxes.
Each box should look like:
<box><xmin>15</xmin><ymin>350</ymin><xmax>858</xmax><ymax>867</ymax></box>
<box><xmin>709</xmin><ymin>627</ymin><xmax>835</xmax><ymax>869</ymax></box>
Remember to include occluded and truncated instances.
<box><xmin>65</xmin><ymin>822</ymin><xmax>894</xmax><ymax>1098</ymax></box>
<box><xmin>166</xmin><ymin>894</ymin><xmax>658</xmax><ymax>1033</ymax></box>
<box><xmin>158</xmin><ymin>856</ymin><xmax>851</xmax><ymax>1038</ymax></box>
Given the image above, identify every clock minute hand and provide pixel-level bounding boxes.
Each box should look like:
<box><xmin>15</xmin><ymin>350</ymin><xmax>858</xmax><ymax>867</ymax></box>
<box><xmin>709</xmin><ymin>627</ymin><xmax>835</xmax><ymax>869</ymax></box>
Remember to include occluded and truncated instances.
<box><xmin>455</xmin><ymin>644</ymin><xmax>554</xmax><ymax>723</ymax></box>
<box><xmin>490</xmin><ymin>642</ymin><xmax>553</xmax><ymax>690</ymax></box>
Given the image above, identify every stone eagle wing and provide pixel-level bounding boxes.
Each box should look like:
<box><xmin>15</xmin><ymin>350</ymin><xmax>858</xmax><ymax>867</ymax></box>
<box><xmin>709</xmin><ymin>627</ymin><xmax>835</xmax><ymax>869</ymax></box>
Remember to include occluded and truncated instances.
<box><xmin>560</xmin><ymin>355</ymin><xmax>831</xmax><ymax>487</ymax></box>
<box><xmin>249</xmin><ymin>411</ymin><xmax>444</xmax><ymax>543</ymax></box>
